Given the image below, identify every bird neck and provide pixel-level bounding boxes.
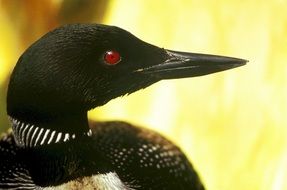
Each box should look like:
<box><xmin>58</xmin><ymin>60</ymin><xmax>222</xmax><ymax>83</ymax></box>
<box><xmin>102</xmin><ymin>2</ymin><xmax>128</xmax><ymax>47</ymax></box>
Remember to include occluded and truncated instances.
<box><xmin>8</xmin><ymin>114</ymin><xmax>112</xmax><ymax>187</ymax></box>
<box><xmin>8</xmin><ymin>113</ymin><xmax>92</xmax><ymax>148</ymax></box>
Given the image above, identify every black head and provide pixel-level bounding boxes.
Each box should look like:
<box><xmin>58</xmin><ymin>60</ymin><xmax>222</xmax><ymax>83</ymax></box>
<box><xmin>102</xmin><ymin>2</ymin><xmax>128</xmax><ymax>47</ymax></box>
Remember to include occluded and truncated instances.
<box><xmin>7</xmin><ymin>24</ymin><xmax>246</xmax><ymax>139</ymax></box>
<box><xmin>7</xmin><ymin>24</ymin><xmax>164</xmax><ymax>119</ymax></box>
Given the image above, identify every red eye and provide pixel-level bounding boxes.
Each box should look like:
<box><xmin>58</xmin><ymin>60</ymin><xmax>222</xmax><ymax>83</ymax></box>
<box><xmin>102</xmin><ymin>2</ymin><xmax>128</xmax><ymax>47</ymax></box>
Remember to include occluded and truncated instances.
<box><xmin>104</xmin><ymin>50</ymin><xmax>121</xmax><ymax>65</ymax></box>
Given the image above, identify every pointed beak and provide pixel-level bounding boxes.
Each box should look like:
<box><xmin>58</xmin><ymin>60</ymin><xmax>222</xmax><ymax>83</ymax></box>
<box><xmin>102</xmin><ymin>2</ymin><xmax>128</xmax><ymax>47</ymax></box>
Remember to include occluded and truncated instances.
<box><xmin>138</xmin><ymin>49</ymin><xmax>247</xmax><ymax>80</ymax></box>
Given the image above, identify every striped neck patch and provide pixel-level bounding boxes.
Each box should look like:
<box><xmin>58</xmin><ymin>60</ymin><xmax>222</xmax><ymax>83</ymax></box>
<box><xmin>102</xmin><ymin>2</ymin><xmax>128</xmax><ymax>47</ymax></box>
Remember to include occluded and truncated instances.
<box><xmin>9</xmin><ymin>117</ymin><xmax>92</xmax><ymax>148</ymax></box>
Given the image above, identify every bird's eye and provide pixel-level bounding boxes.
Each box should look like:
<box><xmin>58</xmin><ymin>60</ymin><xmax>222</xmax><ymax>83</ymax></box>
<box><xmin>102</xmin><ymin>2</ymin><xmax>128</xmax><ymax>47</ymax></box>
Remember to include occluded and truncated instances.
<box><xmin>104</xmin><ymin>50</ymin><xmax>121</xmax><ymax>65</ymax></box>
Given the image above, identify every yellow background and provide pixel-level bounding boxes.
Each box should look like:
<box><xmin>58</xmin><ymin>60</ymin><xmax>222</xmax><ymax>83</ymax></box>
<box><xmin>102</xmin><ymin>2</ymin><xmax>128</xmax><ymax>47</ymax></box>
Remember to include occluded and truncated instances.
<box><xmin>1</xmin><ymin>1</ymin><xmax>287</xmax><ymax>190</ymax></box>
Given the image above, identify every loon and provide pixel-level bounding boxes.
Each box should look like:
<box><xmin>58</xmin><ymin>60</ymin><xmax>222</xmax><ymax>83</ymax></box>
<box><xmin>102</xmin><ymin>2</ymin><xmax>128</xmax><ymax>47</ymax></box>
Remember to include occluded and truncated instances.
<box><xmin>0</xmin><ymin>24</ymin><xmax>246</xmax><ymax>189</ymax></box>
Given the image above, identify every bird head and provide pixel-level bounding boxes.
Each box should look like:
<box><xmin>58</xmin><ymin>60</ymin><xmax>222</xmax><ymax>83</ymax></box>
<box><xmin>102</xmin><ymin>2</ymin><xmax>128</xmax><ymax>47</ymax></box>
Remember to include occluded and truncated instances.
<box><xmin>7</xmin><ymin>24</ymin><xmax>246</xmax><ymax>142</ymax></box>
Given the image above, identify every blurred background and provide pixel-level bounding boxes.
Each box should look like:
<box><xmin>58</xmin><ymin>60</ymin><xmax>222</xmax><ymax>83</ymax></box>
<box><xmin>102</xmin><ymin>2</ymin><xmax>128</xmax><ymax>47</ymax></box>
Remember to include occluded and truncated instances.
<box><xmin>0</xmin><ymin>0</ymin><xmax>287</xmax><ymax>189</ymax></box>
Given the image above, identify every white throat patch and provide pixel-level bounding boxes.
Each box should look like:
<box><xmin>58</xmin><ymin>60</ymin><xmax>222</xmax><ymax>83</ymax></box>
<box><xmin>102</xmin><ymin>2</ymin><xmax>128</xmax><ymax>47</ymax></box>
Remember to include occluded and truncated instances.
<box><xmin>41</xmin><ymin>172</ymin><xmax>135</xmax><ymax>190</ymax></box>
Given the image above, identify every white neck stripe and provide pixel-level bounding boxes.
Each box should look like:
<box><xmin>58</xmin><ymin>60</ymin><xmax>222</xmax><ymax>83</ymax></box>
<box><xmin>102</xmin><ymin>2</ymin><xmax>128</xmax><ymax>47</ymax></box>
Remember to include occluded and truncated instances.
<box><xmin>9</xmin><ymin>117</ymin><xmax>92</xmax><ymax>148</ymax></box>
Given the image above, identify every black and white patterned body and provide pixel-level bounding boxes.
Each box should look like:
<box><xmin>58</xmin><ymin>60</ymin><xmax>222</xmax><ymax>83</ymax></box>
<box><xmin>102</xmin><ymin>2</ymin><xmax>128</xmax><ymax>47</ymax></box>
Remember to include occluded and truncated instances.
<box><xmin>0</xmin><ymin>132</ymin><xmax>34</xmax><ymax>189</ymax></box>
<box><xmin>90</xmin><ymin>121</ymin><xmax>203</xmax><ymax>189</ymax></box>
<box><xmin>0</xmin><ymin>121</ymin><xmax>204</xmax><ymax>190</ymax></box>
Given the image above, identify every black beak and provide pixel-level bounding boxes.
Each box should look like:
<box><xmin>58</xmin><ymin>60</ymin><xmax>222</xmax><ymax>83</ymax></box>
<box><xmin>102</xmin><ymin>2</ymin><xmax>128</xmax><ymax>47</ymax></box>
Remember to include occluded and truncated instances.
<box><xmin>138</xmin><ymin>49</ymin><xmax>247</xmax><ymax>80</ymax></box>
